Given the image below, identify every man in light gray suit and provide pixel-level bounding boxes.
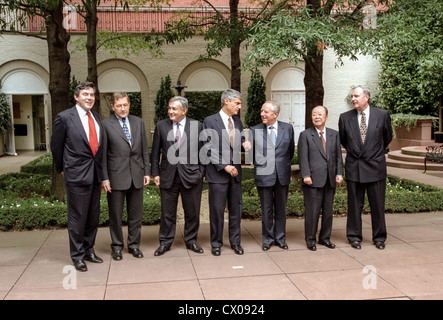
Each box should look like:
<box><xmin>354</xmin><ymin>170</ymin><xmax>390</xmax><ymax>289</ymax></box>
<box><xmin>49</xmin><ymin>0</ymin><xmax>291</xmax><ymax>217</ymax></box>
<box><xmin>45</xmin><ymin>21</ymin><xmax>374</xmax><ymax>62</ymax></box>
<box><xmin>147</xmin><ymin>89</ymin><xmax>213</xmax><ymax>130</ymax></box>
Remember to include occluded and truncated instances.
<box><xmin>101</xmin><ymin>92</ymin><xmax>150</xmax><ymax>261</ymax></box>
<box><xmin>250</xmin><ymin>101</ymin><xmax>294</xmax><ymax>251</ymax></box>
<box><xmin>298</xmin><ymin>106</ymin><xmax>343</xmax><ymax>251</ymax></box>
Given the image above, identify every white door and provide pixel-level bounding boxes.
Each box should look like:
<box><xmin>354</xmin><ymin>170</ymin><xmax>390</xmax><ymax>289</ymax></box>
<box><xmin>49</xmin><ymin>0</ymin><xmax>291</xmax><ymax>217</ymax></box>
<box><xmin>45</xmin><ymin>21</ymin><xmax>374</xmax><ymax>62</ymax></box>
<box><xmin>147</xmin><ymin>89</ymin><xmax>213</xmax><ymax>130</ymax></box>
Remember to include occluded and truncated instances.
<box><xmin>271</xmin><ymin>90</ymin><xmax>305</xmax><ymax>145</ymax></box>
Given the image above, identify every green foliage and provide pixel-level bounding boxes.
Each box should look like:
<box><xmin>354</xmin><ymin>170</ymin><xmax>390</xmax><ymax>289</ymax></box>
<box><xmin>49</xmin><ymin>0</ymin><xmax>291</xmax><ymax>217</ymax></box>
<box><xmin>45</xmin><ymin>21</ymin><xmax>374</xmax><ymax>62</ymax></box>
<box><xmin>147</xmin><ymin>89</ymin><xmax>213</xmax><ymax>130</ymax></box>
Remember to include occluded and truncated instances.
<box><xmin>185</xmin><ymin>91</ymin><xmax>222</xmax><ymax>122</ymax></box>
<box><xmin>20</xmin><ymin>152</ymin><xmax>53</xmax><ymax>175</ymax></box>
<box><xmin>390</xmin><ymin>114</ymin><xmax>438</xmax><ymax>136</ymax></box>
<box><xmin>0</xmin><ymin>88</ymin><xmax>11</xmax><ymax>134</ymax></box>
<box><xmin>376</xmin><ymin>0</ymin><xmax>442</xmax><ymax>116</ymax></box>
<box><xmin>154</xmin><ymin>75</ymin><xmax>174</xmax><ymax>123</ymax></box>
<box><xmin>128</xmin><ymin>92</ymin><xmax>142</xmax><ymax>117</ymax></box>
<box><xmin>245</xmin><ymin>70</ymin><xmax>266</xmax><ymax>127</ymax></box>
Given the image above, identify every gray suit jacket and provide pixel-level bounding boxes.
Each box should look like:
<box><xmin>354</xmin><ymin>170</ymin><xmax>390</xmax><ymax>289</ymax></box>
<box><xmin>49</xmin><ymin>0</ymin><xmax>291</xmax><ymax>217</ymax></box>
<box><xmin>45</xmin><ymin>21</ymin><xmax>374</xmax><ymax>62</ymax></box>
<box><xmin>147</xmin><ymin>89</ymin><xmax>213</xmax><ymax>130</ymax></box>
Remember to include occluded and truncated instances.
<box><xmin>51</xmin><ymin>106</ymin><xmax>104</xmax><ymax>186</ymax></box>
<box><xmin>250</xmin><ymin>121</ymin><xmax>295</xmax><ymax>187</ymax></box>
<box><xmin>298</xmin><ymin>127</ymin><xmax>343</xmax><ymax>188</ymax></box>
<box><xmin>338</xmin><ymin>107</ymin><xmax>392</xmax><ymax>183</ymax></box>
<box><xmin>101</xmin><ymin>114</ymin><xmax>150</xmax><ymax>190</ymax></box>
<box><xmin>202</xmin><ymin>112</ymin><xmax>246</xmax><ymax>184</ymax></box>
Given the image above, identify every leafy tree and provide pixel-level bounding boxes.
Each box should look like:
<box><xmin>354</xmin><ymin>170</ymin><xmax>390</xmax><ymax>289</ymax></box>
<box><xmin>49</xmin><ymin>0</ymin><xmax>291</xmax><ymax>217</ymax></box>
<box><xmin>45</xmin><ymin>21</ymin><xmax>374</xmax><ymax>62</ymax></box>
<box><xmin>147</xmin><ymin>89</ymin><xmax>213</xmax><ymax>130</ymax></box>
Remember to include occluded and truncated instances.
<box><xmin>154</xmin><ymin>75</ymin><xmax>174</xmax><ymax>123</ymax></box>
<box><xmin>375</xmin><ymin>0</ymin><xmax>442</xmax><ymax>129</ymax></box>
<box><xmin>1</xmin><ymin>0</ymin><xmax>71</xmax><ymax>201</ymax></box>
<box><xmin>0</xmin><ymin>87</ymin><xmax>11</xmax><ymax>134</ymax></box>
<box><xmin>162</xmin><ymin>0</ymin><xmax>291</xmax><ymax>92</ymax></box>
<box><xmin>245</xmin><ymin>69</ymin><xmax>266</xmax><ymax>127</ymax></box>
<box><xmin>244</xmin><ymin>0</ymin><xmax>387</xmax><ymax>128</ymax></box>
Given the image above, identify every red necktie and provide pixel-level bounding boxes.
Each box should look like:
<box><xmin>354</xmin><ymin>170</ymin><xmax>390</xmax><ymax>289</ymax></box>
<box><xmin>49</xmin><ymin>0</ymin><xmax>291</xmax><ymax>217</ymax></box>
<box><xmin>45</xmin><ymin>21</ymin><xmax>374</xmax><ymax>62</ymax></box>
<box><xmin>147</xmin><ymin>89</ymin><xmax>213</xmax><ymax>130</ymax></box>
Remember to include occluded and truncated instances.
<box><xmin>87</xmin><ymin>111</ymin><xmax>98</xmax><ymax>156</ymax></box>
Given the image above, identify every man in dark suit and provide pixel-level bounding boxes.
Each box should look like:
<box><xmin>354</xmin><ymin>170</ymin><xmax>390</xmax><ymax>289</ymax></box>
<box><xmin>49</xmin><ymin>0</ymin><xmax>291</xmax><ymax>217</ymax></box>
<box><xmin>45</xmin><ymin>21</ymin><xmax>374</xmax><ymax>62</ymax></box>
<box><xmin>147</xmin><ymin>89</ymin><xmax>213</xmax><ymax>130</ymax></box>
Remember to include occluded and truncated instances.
<box><xmin>298</xmin><ymin>106</ymin><xmax>343</xmax><ymax>251</ymax></box>
<box><xmin>151</xmin><ymin>96</ymin><xmax>205</xmax><ymax>256</ymax></box>
<box><xmin>101</xmin><ymin>92</ymin><xmax>150</xmax><ymax>261</ymax></box>
<box><xmin>339</xmin><ymin>86</ymin><xmax>393</xmax><ymax>250</ymax></box>
<box><xmin>51</xmin><ymin>82</ymin><xmax>104</xmax><ymax>272</ymax></box>
<box><xmin>202</xmin><ymin>89</ymin><xmax>251</xmax><ymax>256</ymax></box>
<box><xmin>249</xmin><ymin>101</ymin><xmax>294</xmax><ymax>251</ymax></box>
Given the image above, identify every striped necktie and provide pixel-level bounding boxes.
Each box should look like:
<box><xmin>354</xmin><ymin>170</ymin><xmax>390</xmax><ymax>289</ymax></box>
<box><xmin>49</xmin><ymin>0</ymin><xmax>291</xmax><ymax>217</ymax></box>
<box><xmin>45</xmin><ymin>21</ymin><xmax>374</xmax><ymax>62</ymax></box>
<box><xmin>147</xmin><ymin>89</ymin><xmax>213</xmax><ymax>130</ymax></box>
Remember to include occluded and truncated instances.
<box><xmin>122</xmin><ymin>117</ymin><xmax>131</xmax><ymax>144</ymax></box>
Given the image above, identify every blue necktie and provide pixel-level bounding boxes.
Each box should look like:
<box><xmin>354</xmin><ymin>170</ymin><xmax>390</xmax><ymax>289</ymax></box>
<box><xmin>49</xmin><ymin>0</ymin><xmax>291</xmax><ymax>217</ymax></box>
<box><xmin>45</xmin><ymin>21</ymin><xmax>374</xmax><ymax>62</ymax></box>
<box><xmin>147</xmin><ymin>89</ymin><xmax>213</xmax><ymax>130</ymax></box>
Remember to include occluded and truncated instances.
<box><xmin>122</xmin><ymin>117</ymin><xmax>131</xmax><ymax>144</ymax></box>
<box><xmin>269</xmin><ymin>126</ymin><xmax>276</xmax><ymax>146</ymax></box>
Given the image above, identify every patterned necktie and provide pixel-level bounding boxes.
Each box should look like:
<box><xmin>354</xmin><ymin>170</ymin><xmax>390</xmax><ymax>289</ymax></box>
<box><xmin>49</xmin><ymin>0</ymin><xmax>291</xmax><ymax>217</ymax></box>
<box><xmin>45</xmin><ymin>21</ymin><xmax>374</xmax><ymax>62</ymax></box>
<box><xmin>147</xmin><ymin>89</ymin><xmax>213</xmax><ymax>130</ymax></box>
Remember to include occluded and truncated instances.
<box><xmin>175</xmin><ymin>122</ymin><xmax>181</xmax><ymax>147</ymax></box>
<box><xmin>122</xmin><ymin>117</ymin><xmax>131</xmax><ymax>144</ymax></box>
<box><xmin>87</xmin><ymin>111</ymin><xmax>98</xmax><ymax>156</ymax></box>
<box><xmin>360</xmin><ymin>112</ymin><xmax>367</xmax><ymax>143</ymax></box>
<box><xmin>269</xmin><ymin>126</ymin><xmax>276</xmax><ymax>146</ymax></box>
<box><xmin>228</xmin><ymin>117</ymin><xmax>234</xmax><ymax>147</ymax></box>
<box><xmin>320</xmin><ymin>131</ymin><xmax>327</xmax><ymax>155</ymax></box>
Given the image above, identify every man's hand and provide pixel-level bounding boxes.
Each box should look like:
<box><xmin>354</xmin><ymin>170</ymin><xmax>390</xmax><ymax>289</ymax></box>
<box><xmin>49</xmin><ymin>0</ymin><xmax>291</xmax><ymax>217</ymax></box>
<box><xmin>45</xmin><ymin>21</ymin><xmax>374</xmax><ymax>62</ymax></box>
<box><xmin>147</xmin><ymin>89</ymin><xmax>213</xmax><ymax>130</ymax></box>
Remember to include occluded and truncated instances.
<box><xmin>102</xmin><ymin>180</ymin><xmax>112</xmax><ymax>193</ymax></box>
<box><xmin>154</xmin><ymin>176</ymin><xmax>160</xmax><ymax>188</ymax></box>
<box><xmin>224</xmin><ymin>165</ymin><xmax>238</xmax><ymax>177</ymax></box>
<box><xmin>303</xmin><ymin>176</ymin><xmax>313</xmax><ymax>185</ymax></box>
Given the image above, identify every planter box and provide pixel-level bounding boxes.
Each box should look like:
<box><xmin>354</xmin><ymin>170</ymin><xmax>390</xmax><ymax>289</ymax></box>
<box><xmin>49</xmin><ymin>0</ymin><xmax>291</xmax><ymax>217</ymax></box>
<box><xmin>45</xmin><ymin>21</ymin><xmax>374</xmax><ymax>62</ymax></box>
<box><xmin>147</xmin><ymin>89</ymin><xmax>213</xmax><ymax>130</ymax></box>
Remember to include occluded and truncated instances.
<box><xmin>389</xmin><ymin>119</ymin><xmax>436</xmax><ymax>150</ymax></box>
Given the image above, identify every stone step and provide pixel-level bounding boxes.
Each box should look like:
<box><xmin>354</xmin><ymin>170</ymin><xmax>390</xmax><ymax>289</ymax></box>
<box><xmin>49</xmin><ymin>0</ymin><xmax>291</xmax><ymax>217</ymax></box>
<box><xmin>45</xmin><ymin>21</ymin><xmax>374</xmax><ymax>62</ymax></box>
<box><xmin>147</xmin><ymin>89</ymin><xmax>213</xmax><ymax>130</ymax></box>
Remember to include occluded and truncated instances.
<box><xmin>388</xmin><ymin>150</ymin><xmax>424</xmax><ymax>164</ymax></box>
<box><xmin>386</xmin><ymin>156</ymin><xmax>443</xmax><ymax>171</ymax></box>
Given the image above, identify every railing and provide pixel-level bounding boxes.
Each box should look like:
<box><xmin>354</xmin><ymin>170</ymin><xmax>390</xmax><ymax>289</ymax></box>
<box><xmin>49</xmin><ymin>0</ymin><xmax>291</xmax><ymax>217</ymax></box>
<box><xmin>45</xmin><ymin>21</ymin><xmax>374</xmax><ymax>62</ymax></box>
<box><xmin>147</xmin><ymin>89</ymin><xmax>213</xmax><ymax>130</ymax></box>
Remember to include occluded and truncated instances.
<box><xmin>4</xmin><ymin>6</ymin><xmax>257</xmax><ymax>34</ymax></box>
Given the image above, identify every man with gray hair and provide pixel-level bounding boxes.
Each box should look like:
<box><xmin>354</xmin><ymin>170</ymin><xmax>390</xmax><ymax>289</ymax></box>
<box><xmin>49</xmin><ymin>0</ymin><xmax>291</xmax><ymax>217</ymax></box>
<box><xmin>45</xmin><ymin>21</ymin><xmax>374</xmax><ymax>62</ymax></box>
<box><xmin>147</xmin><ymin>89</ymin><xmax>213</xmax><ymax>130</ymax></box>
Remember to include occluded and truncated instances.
<box><xmin>250</xmin><ymin>101</ymin><xmax>294</xmax><ymax>251</ymax></box>
<box><xmin>339</xmin><ymin>85</ymin><xmax>392</xmax><ymax>250</ymax></box>
<box><xmin>151</xmin><ymin>96</ymin><xmax>205</xmax><ymax>256</ymax></box>
<box><xmin>202</xmin><ymin>89</ymin><xmax>251</xmax><ymax>256</ymax></box>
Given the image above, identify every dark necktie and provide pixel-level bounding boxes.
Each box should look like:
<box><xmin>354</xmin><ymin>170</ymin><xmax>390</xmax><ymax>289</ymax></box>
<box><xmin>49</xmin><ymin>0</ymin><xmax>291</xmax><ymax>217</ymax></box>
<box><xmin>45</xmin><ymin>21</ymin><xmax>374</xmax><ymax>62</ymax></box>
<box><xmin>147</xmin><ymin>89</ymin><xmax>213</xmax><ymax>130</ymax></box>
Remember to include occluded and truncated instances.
<box><xmin>228</xmin><ymin>117</ymin><xmax>234</xmax><ymax>147</ymax></box>
<box><xmin>175</xmin><ymin>122</ymin><xmax>181</xmax><ymax>147</ymax></box>
<box><xmin>122</xmin><ymin>117</ymin><xmax>131</xmax><ymax>144</ymax></box>
<box><xmin>87</xmin><ymin>111</ymin><xmax>98</xmax><ymax>156</ymax></box>
<box><xmin>320</xmin><ymin>131</ymin><xmax>327</xmax><ymax>155</ymax></box>
<box><xmin>360</xmin><ymin>112</ymin><xmax>367</xmax><ymax>143</ymax></box>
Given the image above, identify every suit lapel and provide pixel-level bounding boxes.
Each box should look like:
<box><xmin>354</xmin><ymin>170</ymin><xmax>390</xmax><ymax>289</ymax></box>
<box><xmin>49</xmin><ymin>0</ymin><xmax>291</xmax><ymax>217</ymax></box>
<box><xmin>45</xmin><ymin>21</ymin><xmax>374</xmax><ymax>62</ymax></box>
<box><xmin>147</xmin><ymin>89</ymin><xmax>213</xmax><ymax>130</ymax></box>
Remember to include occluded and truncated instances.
<box><xmin>110</xmin><ymin>115</ymin><xmax>131</xmax><ymax>146</ymax></box>
<box><xmin>275</xmin><ymin>121</ymin><xmax>285</xmax><ymax>148</ymax></box>
<box><xmin>69</xmin><ymin>107</ymin><xmax>89</xmax><ymax>147</ymax></box>
<box><xmin>310</xmin><ymin>127</ymin><xmax>327</xmax><ymax>159</ymax></box>
<box><xmin>348</xmin><ymin>110</ymin><xmax>363</xmax><ymax>149</ymax></box>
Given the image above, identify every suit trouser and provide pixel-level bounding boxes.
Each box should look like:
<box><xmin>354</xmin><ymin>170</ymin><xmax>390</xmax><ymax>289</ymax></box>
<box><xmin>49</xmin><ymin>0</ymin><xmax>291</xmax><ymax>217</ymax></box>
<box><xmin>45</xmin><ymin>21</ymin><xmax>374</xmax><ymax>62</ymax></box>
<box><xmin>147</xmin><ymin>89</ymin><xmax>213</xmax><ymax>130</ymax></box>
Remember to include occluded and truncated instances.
<box><xmin>159</xmin><ymin>172</ymin><xmax>202</xmax><ymax>247</ymax></box>
<box><xmin>66</xmin><ymin>183</ymin><xmax>101</xmax><ymax>262</ymax></box>
<box><xmin>346</xmin><ymin>179</ymin><xmax>387</xmax><ymax>243</ymax></box>
<box><xmin>208</xmin><ymin>177</ymin><xmax>242</xmax><ymax>248</ymax></box>
<box><xmin>257</xmin><ymin>181</ymin><xmax>288</xmax><ymax>245</ymax></box>
<box><xmin>303</xmin><ymin>179</ymin><xmax>335</xmax><ymax>246</ymax></box>
<box><xmin>107</xmin><ymin>183</ymin><xmax>143</xmax><ymax>251</ymax></box>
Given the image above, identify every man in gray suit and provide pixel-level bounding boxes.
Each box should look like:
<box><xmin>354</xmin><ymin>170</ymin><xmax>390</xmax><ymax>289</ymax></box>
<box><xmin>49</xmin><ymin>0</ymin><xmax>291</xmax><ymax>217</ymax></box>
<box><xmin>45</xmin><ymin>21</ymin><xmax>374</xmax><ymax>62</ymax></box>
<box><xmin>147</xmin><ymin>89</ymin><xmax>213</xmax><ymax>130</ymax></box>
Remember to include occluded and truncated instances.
<box><xmin>51</xmin><ymin>82</ymin><xmax>104</xmax><ymax>272</ymax></box>
<box><xmin>249</xmin><ymin>101</ymin><xmax>294</xmax><ymax>251</ymax></box>
<box><xmin>298</xmin><ymin>106</ymin><xmax>343</xmax><ymax>251</ymax></box>
<box><xmin>150</xmin><ymin>96</ymin><xmax>205</xmax><ymax>256</ymax></box>
<box><xmin>202</xmin><ymin>89</ymin><xmax>251</xmax><ymax>256</ymax></box>
<box><xmin>339</xmin><ymin>86</ymin><xmax>392</xmax><ymax>250</ymax></box>
<box><xmin>101</xmin><ymin>92</ymin><xmax>150</xmax><ymax>261</ymax></box>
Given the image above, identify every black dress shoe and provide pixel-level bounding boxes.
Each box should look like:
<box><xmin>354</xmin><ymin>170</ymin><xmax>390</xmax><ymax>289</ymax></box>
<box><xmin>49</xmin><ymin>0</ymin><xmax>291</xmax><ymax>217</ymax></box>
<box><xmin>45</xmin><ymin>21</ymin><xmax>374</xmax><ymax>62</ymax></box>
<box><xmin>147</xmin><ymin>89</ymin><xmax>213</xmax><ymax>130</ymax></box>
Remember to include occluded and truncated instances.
<box><xmin>211</xmin><ymin>247</ymin><xmax>221</xmax><ymax>256</ymax></box>
<box><xmin>154</xmin><ymin>245</ymin><xmax>170</xmax><ymax>256</ymax></box>
<box><xmin>112</xmin><ymin>250</ymin><xmax>123</xmax><ymax>261</ymax></box>
<box><xmin>84</xmin><ymin>253</ymin><xmax>103</xmax><ymax>263</ymax></box>
<box><xmin>129</xmin><ymin>248</ymin><xmax>144</xmax><ymax>258</ymax></box>
<box><xmin>277</xmin><ymin>242</ymin><xmax>288</xmax><ymax>250</ymax></box>
<box><xmin>350</xmin><ymin>241</ymin><xmax>361</xmax><ymax>249</ymax></box>
<box><xmin>319</xmin><ymin>241</ymin><xmax>336</xmax><ymax>249</ymax></box>
<box><xmin>186</xmin><ymin>243</ymin><xmax>204</xmax><ymax>253</ymax></box>
<box><xmin>307</xmin><ymin>244</ymin><xmax>317</xmax><ymax>251</ymax></box>
<box><xmin>374</xmin><ymin>241</ymin><xmax>385</xmax><ymax>250</ymax></box>
<box><xmin>231</xmin><ymin>245</ymin><xmax>244</xmax><ymax>255</ymax></box>
<box><xmin>73</xmin><ymin>260</ymin><xmax>88</xmax><ymax>272</ymax></box>
<box><xmin>262</xmin><ymin>243</ymin><xmax>272</xmax><ymax>251</ymax></box>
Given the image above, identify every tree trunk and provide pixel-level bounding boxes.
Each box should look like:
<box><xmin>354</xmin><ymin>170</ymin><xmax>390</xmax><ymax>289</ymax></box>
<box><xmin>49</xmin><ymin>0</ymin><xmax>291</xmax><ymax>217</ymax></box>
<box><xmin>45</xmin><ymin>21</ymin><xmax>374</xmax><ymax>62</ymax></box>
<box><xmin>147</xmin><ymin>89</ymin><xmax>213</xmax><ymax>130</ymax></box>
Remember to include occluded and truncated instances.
<box><xmin>229</xmin><ymin>0</ymin><xmax>241</xmax><ymax>92</ymax></box>
<box><xmin>85</xmin><ymin>0</ymin><xmax>100</xmax><ymax>114</ymax></box>
<box><xmin>304</xmin><ymin>48</ymin><xmax>324</xmax><ymax>129</ymax></box>
<box><xmin>47</xmin><ymin>0</ymin><xmax>71</xmax><ymax>201</ymax></box>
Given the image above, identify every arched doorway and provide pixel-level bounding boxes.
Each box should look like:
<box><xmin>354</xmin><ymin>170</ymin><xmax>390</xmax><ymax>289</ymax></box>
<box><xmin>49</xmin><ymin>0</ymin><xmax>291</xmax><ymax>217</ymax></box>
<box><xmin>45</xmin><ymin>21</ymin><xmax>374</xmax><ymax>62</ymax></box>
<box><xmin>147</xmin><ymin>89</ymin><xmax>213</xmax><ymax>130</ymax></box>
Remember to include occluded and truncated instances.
<box><xmin>1</xmin><ymin>67</ymin><xmax>50</xmax><ymax>154</ymax></box>
<box><xmin>269</xmin><ymin>66</ymin><xmax>306</xmax><ymax>145</ymax></box>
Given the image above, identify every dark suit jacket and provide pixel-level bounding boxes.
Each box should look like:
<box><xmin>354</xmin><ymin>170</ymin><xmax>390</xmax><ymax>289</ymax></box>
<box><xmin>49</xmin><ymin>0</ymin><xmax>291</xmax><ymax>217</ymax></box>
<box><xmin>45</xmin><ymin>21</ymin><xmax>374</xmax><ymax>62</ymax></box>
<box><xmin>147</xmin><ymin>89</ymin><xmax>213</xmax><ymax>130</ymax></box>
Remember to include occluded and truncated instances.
<box><xmin>338</xmin><ymin>107</ymin><xmax>392</xmax><ymax>183</ymax></box>
<box><xmin>151</xmin><ymin>117</ymin><xmax>204</xmax><ymax>189</ymax></box>
<box><xmin>250</xmin><ymin>121</ymin><xmax>295</xmax><ymax>187</ymax></box>
<box><xmin>298</xmin><ymin>127</ymin><xmax>343</xmax><ymax>188</ymax></box>
<box><xmin>101</xmin><ymin>114</ymin><xmax>150</xmax><ymax>190</ymax></box>
<box><xmin>51</xmin><ymin>106</ymin><xmax>104</xmax><ymax>186</ymax></box>
<box><xmin>202</xmin><ymin>112</ymin><xmax>245</xmax><ymax>184</ymax></box>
